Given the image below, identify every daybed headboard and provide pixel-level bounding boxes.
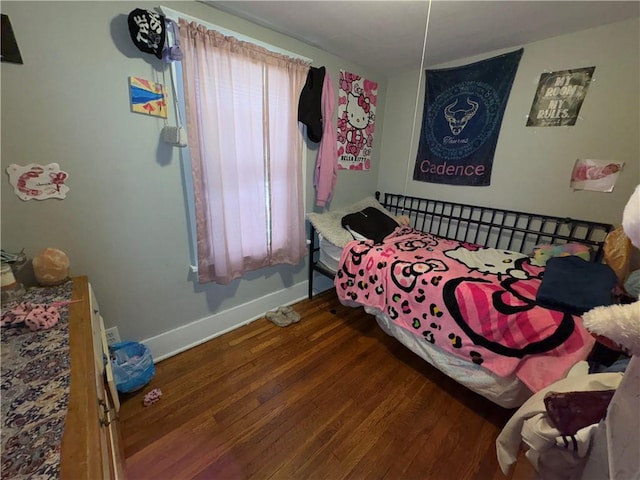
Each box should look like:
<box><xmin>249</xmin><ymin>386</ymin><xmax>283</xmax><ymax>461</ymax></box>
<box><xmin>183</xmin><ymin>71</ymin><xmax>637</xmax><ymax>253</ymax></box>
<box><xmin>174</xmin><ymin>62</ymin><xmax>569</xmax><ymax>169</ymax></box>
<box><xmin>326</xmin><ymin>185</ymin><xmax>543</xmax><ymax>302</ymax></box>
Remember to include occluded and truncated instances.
<box><xmin>377</xmin><ymin>192</ymin><xmax>613</xmax><ymax>262</ymax></box>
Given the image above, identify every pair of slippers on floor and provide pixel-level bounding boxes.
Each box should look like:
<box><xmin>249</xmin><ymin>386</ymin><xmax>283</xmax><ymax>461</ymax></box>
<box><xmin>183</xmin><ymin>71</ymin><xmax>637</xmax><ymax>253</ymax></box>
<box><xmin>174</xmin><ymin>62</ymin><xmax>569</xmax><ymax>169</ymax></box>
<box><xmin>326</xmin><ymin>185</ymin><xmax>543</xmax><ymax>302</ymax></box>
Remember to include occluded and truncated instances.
<box><xmin>266</xmin><ymin>305</ymin><xmax>300</xmax><ymax>327</ymax></box>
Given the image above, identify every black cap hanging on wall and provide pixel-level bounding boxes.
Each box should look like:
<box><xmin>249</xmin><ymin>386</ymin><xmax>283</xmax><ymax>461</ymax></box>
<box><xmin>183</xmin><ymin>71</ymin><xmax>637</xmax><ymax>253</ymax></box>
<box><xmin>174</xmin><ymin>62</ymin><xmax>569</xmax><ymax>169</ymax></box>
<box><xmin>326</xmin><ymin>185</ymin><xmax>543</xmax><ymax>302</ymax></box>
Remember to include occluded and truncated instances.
<box><xmin>298</xmin><ymin>66</ymin><xmax>326</xmax><ymax>143</ymax></box>
<box><xmin>128</xmin><ymin>8</ymin><xmax>166</xmax><ymax>59</ymax></box>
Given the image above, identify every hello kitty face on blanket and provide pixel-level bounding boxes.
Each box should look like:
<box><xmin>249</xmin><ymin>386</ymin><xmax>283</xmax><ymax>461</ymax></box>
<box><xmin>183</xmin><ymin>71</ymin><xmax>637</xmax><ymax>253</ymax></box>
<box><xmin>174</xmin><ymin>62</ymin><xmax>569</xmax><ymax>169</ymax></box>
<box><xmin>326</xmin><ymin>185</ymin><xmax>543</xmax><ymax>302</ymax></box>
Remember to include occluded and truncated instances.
<box><xmin>440</xmin><ymin>244</ymin><xmax>580</xmax><ymax>359</ymax></box>
<box><xmin>444</xmin><ymin>246</ymin><xmax>529</xmax><ymax>279</ymax></box>
<box><xmin>390</xmin><ymin>259</ymin><xmax>449</xmax><ymax>292</ymax></box>
<box><xmin>394</xmin><ymin>234</ymin><xmax>439</xmax><ymax>252</ymax></box>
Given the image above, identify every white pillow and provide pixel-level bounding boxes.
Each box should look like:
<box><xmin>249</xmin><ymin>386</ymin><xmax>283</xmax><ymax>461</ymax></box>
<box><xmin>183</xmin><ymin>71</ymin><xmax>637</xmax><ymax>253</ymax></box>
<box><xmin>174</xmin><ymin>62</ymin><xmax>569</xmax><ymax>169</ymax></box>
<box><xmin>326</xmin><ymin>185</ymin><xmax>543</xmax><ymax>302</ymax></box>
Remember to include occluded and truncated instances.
<box><xmin>306</xmin><ymin>196</ymin><xmax>397</xmax><ymax>247</ymax></box>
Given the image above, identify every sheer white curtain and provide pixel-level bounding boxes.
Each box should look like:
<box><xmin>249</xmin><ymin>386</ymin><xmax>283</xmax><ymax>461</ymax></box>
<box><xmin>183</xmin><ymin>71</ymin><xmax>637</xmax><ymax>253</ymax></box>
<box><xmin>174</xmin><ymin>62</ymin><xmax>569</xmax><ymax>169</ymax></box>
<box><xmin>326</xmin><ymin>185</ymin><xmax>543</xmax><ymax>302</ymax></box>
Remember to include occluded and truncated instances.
<box><xmin>179</xmin><ymin>20</ymin><xmax>309</xmax><ymax>284</ymax></box>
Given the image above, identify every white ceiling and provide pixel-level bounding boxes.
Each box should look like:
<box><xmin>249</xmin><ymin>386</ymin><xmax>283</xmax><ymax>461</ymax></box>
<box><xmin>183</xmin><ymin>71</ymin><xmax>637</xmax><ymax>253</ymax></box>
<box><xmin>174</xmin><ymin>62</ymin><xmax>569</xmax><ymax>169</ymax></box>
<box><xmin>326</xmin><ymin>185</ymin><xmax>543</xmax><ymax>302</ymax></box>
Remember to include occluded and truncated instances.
<box><xmin>207</xmin><ymin>1</ymin><xmax>640</xmax><ymax>71</ymax></box>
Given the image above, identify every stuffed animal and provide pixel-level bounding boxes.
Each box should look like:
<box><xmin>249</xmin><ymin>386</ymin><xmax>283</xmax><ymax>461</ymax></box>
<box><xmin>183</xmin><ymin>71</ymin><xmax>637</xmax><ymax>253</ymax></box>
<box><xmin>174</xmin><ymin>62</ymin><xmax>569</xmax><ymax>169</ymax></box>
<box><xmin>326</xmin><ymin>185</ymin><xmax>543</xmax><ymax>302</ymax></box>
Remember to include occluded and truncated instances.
<box><xmin>579</xmin><ymin>185</ymin><xmax>640</xmax><ymax>480</ymax></box>
<box><xmin>622</xmin><ymin>184</ymin><xmax>640</xmax><ymax>250</ymax></box>
<box><xmin>582</xmin><ymin>184</ymin><xmax>640</xmax><ymax>354</ymax></box>
<box><xmin>583</xmin><ymin>302</ymin><xmax>640</xmax><ymax>355</ymax></box>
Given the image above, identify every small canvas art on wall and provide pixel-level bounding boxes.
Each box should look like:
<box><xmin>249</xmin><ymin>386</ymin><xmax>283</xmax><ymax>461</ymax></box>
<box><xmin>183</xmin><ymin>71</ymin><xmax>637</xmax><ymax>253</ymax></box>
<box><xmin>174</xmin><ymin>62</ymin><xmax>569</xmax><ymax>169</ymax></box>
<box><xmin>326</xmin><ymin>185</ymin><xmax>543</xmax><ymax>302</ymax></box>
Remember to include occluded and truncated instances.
<box><xmin>129</xmin><ymin>76</ymin><xmax>167</xmax><ymax>118</ymax></box>
<box><xmin>570</xmin><ymin>159</ymin><xmax>623</xmax><ymax>192</ymax></box>
<box><xmin>6</xmin><ymin>163</ymin><xmax>69</xmax><ymax>200</ymax></box>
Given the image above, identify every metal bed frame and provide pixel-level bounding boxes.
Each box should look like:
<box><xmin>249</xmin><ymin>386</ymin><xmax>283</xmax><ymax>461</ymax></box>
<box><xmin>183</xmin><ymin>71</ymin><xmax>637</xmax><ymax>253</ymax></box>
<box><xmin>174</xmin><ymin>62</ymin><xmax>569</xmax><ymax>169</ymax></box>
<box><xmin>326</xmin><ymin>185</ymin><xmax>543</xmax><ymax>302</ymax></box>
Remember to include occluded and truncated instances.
<box><xmin>308</xmin><ymin>192</ymin><xmax>613</xmax><ymax>299</ymax></box>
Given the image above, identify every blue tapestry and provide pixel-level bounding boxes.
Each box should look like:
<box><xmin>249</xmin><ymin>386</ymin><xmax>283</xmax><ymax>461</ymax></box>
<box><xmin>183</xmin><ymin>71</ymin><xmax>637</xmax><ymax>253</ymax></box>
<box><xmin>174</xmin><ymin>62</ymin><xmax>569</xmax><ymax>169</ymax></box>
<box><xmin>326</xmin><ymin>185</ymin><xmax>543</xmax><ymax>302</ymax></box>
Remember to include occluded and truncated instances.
<box><xmin>413</xmin><ymin>49</ymin><xmax>523</xmax><ymax>186</ymax></box>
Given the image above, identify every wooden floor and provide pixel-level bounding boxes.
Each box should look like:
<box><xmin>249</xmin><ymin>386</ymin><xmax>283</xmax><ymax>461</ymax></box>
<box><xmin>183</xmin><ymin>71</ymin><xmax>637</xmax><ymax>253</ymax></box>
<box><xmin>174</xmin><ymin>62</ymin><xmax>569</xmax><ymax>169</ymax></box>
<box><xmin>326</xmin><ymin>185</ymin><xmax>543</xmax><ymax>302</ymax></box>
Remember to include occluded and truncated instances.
<box><xmin>120</xmin><ymin>290</ymin><xmax>537</xmax><ymax>480</ymax></box>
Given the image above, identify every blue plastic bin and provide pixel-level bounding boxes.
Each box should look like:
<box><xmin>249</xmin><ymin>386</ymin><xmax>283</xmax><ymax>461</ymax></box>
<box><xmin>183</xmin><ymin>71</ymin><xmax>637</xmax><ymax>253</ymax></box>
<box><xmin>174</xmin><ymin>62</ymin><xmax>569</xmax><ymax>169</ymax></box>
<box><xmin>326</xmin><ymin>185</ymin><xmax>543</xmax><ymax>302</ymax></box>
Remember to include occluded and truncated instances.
<box><xmin>110</xmin><ymin>341</ymin><xmax>155</xmax><ymax>393</ymax></box>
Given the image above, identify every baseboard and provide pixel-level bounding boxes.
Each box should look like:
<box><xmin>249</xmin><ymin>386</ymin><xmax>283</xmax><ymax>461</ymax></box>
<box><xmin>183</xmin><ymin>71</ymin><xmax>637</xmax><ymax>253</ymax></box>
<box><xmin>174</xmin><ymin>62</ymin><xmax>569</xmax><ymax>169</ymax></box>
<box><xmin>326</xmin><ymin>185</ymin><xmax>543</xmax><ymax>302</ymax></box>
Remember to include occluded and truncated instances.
<box><xmin>142</xmin><ymin>278</ymin><xmax>332</xmax><ymax>363</ymax></box>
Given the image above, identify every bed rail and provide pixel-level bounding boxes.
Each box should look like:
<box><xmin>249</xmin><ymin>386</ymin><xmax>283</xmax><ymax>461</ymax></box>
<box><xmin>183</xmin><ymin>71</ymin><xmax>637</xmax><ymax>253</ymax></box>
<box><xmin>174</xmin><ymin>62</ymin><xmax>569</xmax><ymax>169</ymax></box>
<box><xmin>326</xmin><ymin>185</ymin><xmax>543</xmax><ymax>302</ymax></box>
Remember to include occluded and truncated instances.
<box><xmin>376</xmin><ymin>192</ymin><xmax>613</xmax><ymax>262</ymax></box>
<box><xmin>308</xmin><ymin>223</ymin><xmax>338</xmax><ymax>299</ymax></box>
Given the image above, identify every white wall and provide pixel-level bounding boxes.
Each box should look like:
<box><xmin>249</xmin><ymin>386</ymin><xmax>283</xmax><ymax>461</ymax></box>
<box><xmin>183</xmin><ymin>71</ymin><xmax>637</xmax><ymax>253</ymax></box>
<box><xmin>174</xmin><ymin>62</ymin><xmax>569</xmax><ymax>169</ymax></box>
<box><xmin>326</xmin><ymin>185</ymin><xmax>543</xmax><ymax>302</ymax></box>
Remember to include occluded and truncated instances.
<box><xmin>378</xmin><ymin>18</ymin><xmax>640</xmax><ymax>227</ymax></box>
<box><xmin>0</xmin><ymin>1</ymin><xmax>385</xmax><ymax>358</ymax></box>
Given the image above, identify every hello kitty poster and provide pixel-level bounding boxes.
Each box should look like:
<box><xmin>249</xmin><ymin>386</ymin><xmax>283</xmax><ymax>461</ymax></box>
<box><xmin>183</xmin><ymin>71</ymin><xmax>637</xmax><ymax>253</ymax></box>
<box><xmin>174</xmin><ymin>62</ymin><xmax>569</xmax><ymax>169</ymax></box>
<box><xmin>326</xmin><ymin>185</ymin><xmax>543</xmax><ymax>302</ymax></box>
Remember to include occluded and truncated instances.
<box><xmin>337</xmin><ymin>71</ymin><xmax>378</xmax><ymax>170</ymax></box>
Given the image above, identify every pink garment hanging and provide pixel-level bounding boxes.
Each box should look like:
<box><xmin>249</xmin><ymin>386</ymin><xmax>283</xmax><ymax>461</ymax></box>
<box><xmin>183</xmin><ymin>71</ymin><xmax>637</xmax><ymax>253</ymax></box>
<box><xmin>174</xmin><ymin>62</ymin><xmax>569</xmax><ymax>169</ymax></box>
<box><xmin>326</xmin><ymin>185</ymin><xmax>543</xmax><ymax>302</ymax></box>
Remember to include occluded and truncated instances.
<box><xmin>314</xmin><ymin>71</ymin><xmax>338</xmax><ymax>207</ymax></box>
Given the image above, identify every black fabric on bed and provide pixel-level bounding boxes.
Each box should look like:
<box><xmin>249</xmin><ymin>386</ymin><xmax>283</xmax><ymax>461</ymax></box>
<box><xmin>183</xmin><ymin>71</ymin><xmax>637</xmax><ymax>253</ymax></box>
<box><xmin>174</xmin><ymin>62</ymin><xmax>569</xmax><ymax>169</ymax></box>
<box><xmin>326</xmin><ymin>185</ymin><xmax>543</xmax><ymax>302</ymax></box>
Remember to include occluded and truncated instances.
<box><xmin>341</xmin><ymin>207</ymin><xmax>399</xmax><ymax>244</ymax></box>
<box><xmin>536</xmin><ymin>256</ymin><xmax>618</xmax><ymax>315</ymax></box>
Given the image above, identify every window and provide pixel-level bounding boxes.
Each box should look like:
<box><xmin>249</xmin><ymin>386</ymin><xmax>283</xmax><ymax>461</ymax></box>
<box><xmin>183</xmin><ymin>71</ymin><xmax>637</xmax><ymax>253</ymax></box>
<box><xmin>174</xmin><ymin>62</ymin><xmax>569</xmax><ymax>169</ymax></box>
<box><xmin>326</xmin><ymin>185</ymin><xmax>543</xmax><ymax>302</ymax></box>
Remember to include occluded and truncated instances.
<box><xmin>163</xmin><ymin>8</ymin><xmax>311</xmax><ymax>285</ymax></box>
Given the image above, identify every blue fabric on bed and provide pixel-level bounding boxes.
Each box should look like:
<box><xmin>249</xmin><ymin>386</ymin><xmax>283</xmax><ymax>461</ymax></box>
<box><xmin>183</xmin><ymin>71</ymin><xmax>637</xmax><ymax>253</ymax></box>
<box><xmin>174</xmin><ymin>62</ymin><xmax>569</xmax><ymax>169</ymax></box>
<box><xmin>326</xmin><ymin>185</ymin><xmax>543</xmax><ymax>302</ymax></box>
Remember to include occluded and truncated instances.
<box><xmin>536</xmin><ymin>256</ymin><xmax>617</xmax><ymax>315</ymax></box>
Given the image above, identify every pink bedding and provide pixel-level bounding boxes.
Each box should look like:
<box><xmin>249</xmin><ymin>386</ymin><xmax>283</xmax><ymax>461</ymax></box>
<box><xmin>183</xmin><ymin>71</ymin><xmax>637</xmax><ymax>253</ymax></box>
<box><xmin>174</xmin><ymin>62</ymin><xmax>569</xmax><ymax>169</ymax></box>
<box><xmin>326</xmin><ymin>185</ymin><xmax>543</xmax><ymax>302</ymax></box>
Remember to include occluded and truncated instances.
<box><xmin>335</xmin><ymin>227</ymin><xmax>595</xmax><ymax>392</ymax></box>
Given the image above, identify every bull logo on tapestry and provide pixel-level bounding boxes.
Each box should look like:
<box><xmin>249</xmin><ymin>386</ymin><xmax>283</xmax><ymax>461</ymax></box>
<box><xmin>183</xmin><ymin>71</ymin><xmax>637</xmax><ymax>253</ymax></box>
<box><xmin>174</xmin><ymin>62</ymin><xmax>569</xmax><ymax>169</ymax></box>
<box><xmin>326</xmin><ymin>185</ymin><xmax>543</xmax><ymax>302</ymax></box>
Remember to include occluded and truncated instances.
<box><xmin>443</xmin><ymin>97</ymin><xmax>479</xmax><ymax>136</ymax></box>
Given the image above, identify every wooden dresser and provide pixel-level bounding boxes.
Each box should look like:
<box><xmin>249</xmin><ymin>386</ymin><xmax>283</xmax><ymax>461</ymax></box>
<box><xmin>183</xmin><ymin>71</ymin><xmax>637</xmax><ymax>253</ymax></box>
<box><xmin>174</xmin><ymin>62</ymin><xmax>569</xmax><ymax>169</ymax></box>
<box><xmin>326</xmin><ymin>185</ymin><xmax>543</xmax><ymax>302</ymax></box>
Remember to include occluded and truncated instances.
<box><xmin>60</xmin><ymin>276</ymin><xmax>125</xmax><ymax>479</ymax></box>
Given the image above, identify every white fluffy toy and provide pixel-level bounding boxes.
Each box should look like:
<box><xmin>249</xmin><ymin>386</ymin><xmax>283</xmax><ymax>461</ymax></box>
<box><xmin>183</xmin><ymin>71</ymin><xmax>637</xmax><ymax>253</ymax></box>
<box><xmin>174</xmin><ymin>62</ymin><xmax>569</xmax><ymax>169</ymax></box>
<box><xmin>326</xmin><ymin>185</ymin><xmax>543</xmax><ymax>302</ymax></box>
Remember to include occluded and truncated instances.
<box><xmin>622</xmin><ymin>184</ymin><xmax>640</xmax><ymax>250</ymax></box>
<box><xmin>580</xmin><ymin>184</ymin><xmax>640</xmax><ymax>480</ymax></box>
<box><xmin>583</xmin><ymin>302</ymin><xmax>640</xmax><ymax>355</ymax></box>
<box><xmin>582</xmin><ymin>184</ymin><xmax>640</xmax><ymax>355</ymax></box>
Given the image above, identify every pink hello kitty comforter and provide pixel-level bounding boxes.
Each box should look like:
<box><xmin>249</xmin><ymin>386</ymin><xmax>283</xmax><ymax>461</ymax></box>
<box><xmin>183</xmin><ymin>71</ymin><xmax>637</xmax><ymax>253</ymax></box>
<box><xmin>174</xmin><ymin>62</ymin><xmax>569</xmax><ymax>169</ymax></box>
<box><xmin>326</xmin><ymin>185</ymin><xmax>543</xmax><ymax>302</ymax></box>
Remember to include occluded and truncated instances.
<box><xmin>335</xmin><ymin>227</ymin><xmax>595</xmax><ymax>392</ymax></box>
